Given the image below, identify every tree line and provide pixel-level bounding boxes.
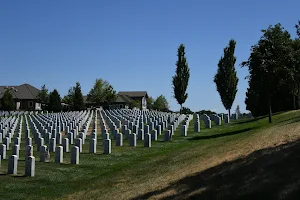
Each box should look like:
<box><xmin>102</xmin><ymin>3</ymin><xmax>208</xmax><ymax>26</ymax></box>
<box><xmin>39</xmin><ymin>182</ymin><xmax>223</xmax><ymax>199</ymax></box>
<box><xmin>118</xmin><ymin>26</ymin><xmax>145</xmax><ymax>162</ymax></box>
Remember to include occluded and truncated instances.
<box><xmin>172</xmin><ymin>20</ymin><xmax>300</xmax><ymax>123</ymax></box>
<box><xmin>242</xmin><ymin>22</ymin><xmax>300</xmax><ymax>123</ymax></box>
<box><xmin>35</xmin><ymin>78</ymin><xmax>171</xmax><ymax>113</ymax></box>
<box><xmin>37</xmin><ymin>79</ymin><xmax>117</xmax><ymax>112</ymax></box>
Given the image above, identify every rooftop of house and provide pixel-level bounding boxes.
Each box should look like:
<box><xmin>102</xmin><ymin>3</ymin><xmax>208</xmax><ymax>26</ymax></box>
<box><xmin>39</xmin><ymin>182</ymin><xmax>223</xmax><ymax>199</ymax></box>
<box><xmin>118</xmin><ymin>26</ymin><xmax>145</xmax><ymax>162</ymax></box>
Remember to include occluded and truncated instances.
<box><xmin>0</xmin><ymin>84</ymin><xmax>40</xmax><ymax>100</ymax></box>
<box><xmin>83</xmin><ymin>91</ymin><xmax>148</xmax><ymax>104</ymax></box>
<box><xmin>117</xmin><ymin>91</ymin><xmax>148</xmax><ymax>98</ymax></box>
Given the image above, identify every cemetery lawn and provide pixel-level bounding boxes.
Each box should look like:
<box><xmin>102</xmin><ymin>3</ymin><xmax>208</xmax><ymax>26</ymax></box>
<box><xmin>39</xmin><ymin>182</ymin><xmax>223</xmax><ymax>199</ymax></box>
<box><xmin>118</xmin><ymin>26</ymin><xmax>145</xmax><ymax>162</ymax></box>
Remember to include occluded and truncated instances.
<box><xmin>1</xmin><ymin>111</ymin><xmax>300</xmax><ymax>200</ymax></box>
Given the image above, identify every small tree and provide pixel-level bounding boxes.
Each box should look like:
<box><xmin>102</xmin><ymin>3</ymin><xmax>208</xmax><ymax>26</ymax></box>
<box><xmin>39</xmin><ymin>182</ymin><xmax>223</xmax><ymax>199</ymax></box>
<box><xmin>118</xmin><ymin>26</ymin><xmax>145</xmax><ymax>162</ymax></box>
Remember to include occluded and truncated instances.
<box><xmin>62</xmin><ymin>86</ymin><xmax>75</xmax><ymax>106</ymax></box>
<box><xmin>48</xmin><ymin>89</ymin><xmax>62</xmax><ymax>112</ymax></box>
<box><xmin>1</xmin><ymin>89</ymin><xmax>15</xmax><ymax>111</ymax></box>
<box><xmin>214</xmin><ymin>39</ymin><xmax>239</xmax><ymax>118</ymax></box>
<box><xmin>87</xmin><ymin>79</ymin><xmax>117</xmax><ymax>106</ymax></box>
<box><xmin>73</xmin><ymin>82</ymin><xmax>85</xmax><ymax>110</ymax></box>
<box><xmin>153</xmin><ymin>95</ymin><xmax>169</xmax><ymax>112</ymax></box>
<box><xmin>37</xmin><ymin>84</ymin><xmax>49</xmax><ymax>110</ymax></box>
<box><xmin>235</xmin><ymin>105</ymin><xmax>241</xmax><ymax>116</ymax></box>
<box><xmin>172</xmin><ymin>44</ymin><xmax>190</xmax><ymax>113</ymax></box>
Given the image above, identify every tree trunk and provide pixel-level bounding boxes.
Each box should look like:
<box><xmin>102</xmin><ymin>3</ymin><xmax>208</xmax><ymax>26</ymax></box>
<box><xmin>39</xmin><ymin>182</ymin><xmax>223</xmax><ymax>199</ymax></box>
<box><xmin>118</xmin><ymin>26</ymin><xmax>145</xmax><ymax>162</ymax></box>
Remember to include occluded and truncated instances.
<box><xmin>298</xmin><ymin>84</ymin><xmax>300</xmax><ymax>109</ymax></box>
<box><xmin>268</xmin><ymin>95</ymin><xmax>272</xmax><ymax>123</ymax></box>
<box><xmin>298</xmin><ymin>93</ymin><xmax>300</xmax><ymax>109</ymax></box>
<box><xmin>180</xmin><ymin>104</ymin><xmax>182</xmax><ymax>114</ymax></box>
<box><xmin>228</xmin><ymin>109</ymin><xmax>231</xmax><ymax>118</ymax></box>
<box><xmin>293</xmin><ymin>95</ymin><xmax>296</xmax><ymax>110</ymax></box>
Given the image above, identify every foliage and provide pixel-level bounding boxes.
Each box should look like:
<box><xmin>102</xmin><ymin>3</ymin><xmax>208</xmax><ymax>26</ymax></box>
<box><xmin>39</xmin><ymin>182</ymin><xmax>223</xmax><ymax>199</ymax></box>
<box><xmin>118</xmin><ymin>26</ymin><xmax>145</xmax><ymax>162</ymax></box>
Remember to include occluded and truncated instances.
<box><xmin>198</xmin><ymin>110</ymin><xmax>217</xmax><ymax>116</ymax></box>
<box><xmin>37</xmin><ymin>84</ymin><xmax>49</xmax><ymax>110</ymax></box>
<box><xmin>172</xmin><ymin>44</ymin><xmax>190</xmax><ymax>111</ymax></box>
<box><xmin>242</xmin><ymin>23</ymin><xmax>293</xmax><ymax>122</ymax></box>
<box><xmin>130</xmin><ymin>100</ymin><xmax>141</xmax><ymax>109</ymax></box>
<box><xmin>87</xmin><ymin>79</ymin><xmax>117</xmax><ymax>106</ymax></box>
<box><xmin>48</xmin><ymin>89</ymin><xmax>62</xmax><ymax>112</ymax></box>
<box><xmin>146</xmin><ymin>96</ymin><xmax>154</xmax><ymax>110</ymax></box>
<box><xmin>73</xmin><ymin>82</ymin><xmax>85</xmax><ymax>110</ymax></box>
<box><xmin>214</xmin><ymin>39</ymin><xmax>239</xmax><ymax>117</ymax></box>
<box><xmin>153</xmin><ymin>95</ymin><xmax>169</xmax><ymax>112</ymax></box>
<box><xmin>0</xmin><ymin>89</ymin><xmax>14</xmax><ymax>111</ymax></box>
<box><xmin>235</xmin><ymin>105</ymin><xmax>241</xmax><ymax>115</ymax></box>
<box><xmin>62</xmin><ymin>86</ymin><xmax>75</xmax><ymax>106</ymax></box>
<box><xmin>181</xmin><ymin>107</ymin><xmax>193</xmax><ymax>114</ymax></box>
<box><xmin>296</xmin><ymin>20</ymin><xmax>300</xmax><ymax>37</ymax></box>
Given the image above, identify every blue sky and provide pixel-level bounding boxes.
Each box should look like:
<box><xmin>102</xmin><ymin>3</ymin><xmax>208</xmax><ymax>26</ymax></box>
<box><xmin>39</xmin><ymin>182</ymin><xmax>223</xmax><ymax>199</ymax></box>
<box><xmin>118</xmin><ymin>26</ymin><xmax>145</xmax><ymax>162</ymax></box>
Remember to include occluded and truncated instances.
<box><xmin>0</xmin><ymin>0</ymin><xmax>299</xmax><ymax>113</ymax></box>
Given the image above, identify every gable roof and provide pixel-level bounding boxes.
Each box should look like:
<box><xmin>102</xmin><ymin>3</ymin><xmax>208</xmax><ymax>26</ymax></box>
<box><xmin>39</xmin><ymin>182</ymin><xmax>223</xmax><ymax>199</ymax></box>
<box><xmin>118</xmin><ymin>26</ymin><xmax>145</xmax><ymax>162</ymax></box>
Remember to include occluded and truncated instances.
<box><xmin>0</xmin><ymin>84</ymin><xmax>40</xmax><ymax>100</ymax></box>
<box><xmin>117</xmin><ymin>91</ymin><xmax>148</xmax><ymax>98</ymax></box>
<box><xmin>115</xmin><ymin>94</ymin><xmax>133</xmax><ymax>103</ymax></box>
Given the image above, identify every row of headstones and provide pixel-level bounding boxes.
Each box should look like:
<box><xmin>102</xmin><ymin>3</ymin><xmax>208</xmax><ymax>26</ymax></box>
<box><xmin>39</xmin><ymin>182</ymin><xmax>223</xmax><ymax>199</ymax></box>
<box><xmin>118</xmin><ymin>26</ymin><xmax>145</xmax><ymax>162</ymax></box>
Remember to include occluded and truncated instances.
<box><xmin>111</xmin><ymin>108</ymin><xmax>173</xmax><ymax>123</ymax></box>
<box><xmin>0</xmin><ymin>144</ymin><xmax>81</xmax><ymax>177</ymax></box>
<box><xmin>31</xmin><ymin>111</ymin><xmax>91</xmax><ymax>136</ymax></box>
<box><xmin>33</xmin><ymin>110</ymin><xmax>91</xmax><ymax>132</ymax></box>
<box><xmin>28</xmin><ymin>111</ymin><xmax>93</xmax><ymax>144</ymax></box>
<box><xmin>110</xmin><ymin>109</ymin><xmax>177</xmax><ymax>131</ymax></box>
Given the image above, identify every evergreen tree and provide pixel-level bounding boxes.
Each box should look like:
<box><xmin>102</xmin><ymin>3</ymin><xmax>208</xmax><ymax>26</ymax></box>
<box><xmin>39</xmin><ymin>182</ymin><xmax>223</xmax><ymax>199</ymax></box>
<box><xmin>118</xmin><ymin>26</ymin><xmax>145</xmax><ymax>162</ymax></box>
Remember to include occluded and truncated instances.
<box><xmin>73</xmin><ymin>82</ymin><xmax>85</xmax><ymax>110</ymax></box>
<box><xmin>172</xmin><ymin>44</ymin><xmax>190</xmax><ymax>113</ymax></box>
<box><xmin>1</xmin><ymin>89</ymin><xmax>15</xmax><ymax>111</ymax></box>
<box><xmin>48</xmin><ymin>89</ymin><xmax>62</xmax><ymax>112</ymax></box>
<box><xmin>214</xmin><ymin>39</ymin><xmax>239</xmax><ymax>118</ymax></box>
<box><xmin>235</xmin><ymin>105</ymin><xmax>241</xmax><ymax>115</ymax></box>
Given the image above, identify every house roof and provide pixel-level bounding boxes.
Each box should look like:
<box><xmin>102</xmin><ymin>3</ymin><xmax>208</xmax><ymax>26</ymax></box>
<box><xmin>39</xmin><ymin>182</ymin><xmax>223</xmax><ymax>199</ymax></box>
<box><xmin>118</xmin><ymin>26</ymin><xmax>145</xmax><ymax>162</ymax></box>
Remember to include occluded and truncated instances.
<box><xmin>117</xmin><ymin>91</ymin><xmax>148</xmax><ymax>98</ymax></box>
<box><xmin>115</xmin><ymin>94</ymin><xmax>133</xmax><ymax>103</ymax></box>
<box><xmin>0</xmin><ymin>84</ymin><xmax>40</xmax><ymax>100</ymax></box>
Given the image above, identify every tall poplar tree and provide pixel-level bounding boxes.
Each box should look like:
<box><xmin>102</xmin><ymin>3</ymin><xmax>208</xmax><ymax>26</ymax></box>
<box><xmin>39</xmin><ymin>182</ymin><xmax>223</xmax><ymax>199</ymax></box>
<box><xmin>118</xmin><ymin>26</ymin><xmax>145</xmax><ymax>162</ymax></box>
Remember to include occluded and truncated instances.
<box><xmin>214</xmin><ymin>39</ymin><xmax>239</xmax><ymax>118</ymax></box>
<box><xmin>172</xmin><ymin>44</ymin><xmax>190</xmax><ymax>113</ymax></box>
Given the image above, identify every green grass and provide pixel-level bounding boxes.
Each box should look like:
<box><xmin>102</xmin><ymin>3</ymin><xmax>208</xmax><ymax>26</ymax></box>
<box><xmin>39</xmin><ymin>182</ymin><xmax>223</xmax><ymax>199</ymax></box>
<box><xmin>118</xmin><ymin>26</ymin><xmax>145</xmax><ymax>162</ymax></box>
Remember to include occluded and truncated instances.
<box><xmin>0</xmin><ymin>111</ymin><xmax>300</xmax><ymax>200</ymax></box>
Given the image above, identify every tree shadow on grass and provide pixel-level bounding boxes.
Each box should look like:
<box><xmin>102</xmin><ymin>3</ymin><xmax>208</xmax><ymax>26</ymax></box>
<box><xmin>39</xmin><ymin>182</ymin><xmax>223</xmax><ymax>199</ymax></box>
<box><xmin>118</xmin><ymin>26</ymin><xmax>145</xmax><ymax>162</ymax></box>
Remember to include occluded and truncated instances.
<box><xmin>234</xmin><ymin>117</ymin><xmax>265</xmax><ymax>125</ymax></box>
<box><xmin>133</xmin><ymin>139</ymin><xmax>300</xmax><ymax>200</ymax></box>
<box><xmin>285</xmin><ymin>116</ymin><xmax>300</xmax><ymax>125</ymax></box>
<box><xmin>188</xmin><ymin>128</ymin><xmax>255</xmax><ymax>141</ymax></box>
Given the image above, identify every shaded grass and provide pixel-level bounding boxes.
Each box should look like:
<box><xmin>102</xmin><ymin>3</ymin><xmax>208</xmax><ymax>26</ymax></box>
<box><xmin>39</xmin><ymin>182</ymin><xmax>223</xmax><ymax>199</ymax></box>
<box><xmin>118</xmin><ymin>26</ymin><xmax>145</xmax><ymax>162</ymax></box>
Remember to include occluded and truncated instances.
<box><xmin>0</xmin><ymin>111</ymin><xmax>299</xmax><ymax>200</ymax></box>
<box><xmin>135</xmin><ymin>138</ymin><xmax>300</xmax><ymax>200</ymax></box>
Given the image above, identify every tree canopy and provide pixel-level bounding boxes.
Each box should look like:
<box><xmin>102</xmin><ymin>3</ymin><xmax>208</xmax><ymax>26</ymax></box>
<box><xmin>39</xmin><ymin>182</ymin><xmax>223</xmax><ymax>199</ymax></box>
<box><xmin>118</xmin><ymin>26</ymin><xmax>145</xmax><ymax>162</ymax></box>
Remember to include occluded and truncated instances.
<box><xmin>153</xmin><ymin>95</ymin><xmax>169</xmax><ymax>112</ymax></box>
<box><xmin>62</xmin><ymin>86</ymin><xmax>75</xmax><ymax>106</ymax></box>
<box><xmin>1</xmin><ymin>89</ymin><xmax>14</xmax><ymax>111</ymax></box>
<box><xmin>73</xmin><ymin>82</ymin><xmax>85</xmax><ymax>110</ymax></box>
<box><xmin>242</xmin><ymin>23</ymin><xmax>293</xmax><ymax>123</ymax></box>
<box><xmin>48</xmin><ymin>89</ymin><xmax>62</xmax><ymax>112</ymax></box>
<box><xmin>37</xmin><ymin>84</ymin><xmax>49</xmax><ymax>110</ymax></box>
<box><xmin>87</xmin><ymin>79</ymin><xmax>117</xmax><ymax>106</ymax></box>
<box><xmin>172</xmin><ymin>44</ymin><xmax>190</xmax><ymax>112</ymax></box>
<box><xmin>146</xmin><ymin>96</ymin><xmax>154</xmax><ymax>110</ymax></box>
<box><xmin>181</xmin><ymin>107</ymin><xmax>193</xmax><ymax>114</ymax></box>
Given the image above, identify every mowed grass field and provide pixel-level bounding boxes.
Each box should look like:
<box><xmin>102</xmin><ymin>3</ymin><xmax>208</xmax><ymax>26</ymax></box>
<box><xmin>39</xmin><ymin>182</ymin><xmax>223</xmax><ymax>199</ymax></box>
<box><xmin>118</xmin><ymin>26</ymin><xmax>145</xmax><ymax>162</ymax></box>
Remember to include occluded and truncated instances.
<box><xmin>1</xmin><ymin>111</ymin><xmax>300</xmax><ymax>200</ymax></box>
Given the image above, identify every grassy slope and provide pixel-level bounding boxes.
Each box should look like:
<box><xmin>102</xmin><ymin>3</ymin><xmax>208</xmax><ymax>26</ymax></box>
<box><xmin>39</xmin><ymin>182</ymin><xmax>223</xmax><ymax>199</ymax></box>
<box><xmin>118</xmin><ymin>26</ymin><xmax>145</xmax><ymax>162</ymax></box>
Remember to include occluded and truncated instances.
<box><xmin>0</xmin><ymin>111</ymin><xmax>300</xmax><ymax>200</ymax></box>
